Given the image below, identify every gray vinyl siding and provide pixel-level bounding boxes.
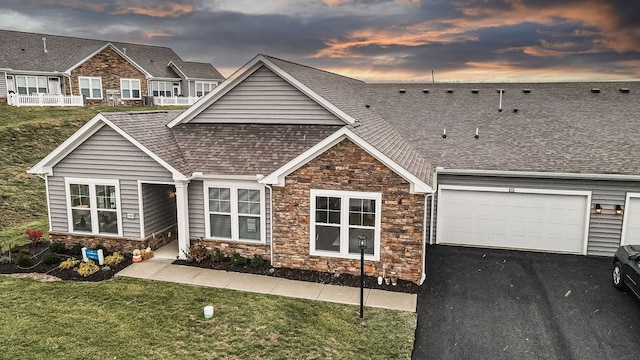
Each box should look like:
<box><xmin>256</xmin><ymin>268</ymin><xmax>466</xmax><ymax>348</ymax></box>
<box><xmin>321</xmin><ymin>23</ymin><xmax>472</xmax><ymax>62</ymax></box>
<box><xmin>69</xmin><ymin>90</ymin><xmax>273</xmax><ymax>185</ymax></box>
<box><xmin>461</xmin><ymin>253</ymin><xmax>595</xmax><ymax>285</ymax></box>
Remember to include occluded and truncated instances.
<box><xmin>191</xmin><ymin>66</ymin><xmax>344</xmax><ymax>125</ymax></box>
<box><xmin>142</xmin><ymin>183</ymin><xmax>177</xmax><ymax>236</ymax></box>
<box><xmin>187</xmin><ymin>180</ymin><xmax>272</xmax><ymax>243</ymax></box>
<box><xmin>48</xmin><ymin>125</ymin><xmax>174</xmax><ymax>238</ymax></box>
<box><xmin>435</xmin><ymin>174</ymin><xmax>640</xmax><ymax>257</ymax></box>
<box><xmin>188</xmin><ymin>180</ymin><xmax>206</xmax><ymax>237</ymax></box>
<box><xmin>0</xmin><ymin>71</ymin><xmax>6</xmax><ymax>98</ymax></box>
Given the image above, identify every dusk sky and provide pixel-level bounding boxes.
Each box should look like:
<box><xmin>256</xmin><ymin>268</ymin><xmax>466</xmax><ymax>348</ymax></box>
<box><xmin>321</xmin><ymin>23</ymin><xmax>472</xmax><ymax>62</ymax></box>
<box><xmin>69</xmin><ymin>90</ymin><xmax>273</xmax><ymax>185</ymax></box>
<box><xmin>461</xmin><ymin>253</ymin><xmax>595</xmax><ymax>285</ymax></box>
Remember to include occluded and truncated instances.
<box><xmin>1</xmin><ymin>0</ymin><xmax>639</xmax><ymax>82</ymax></box>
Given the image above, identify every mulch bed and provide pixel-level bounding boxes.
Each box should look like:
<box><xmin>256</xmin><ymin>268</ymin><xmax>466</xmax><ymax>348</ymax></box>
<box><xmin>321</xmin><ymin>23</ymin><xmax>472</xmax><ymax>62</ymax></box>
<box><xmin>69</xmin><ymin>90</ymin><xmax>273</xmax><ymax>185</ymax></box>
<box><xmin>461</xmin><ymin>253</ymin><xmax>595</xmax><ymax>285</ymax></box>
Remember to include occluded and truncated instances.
<box><xmin>174</xmin><ymin>258</ymin><xmax>421</xmax><ymax>294</ymax></box>
<box><xmin>1</xmin><ymin>241</ymin><xmax>421</xmax><ymax>293</ymax></box>
<box><xmin>0</xmin><ymin>241</ymin><xmax>132</xmax><ymax>282</ymax></box>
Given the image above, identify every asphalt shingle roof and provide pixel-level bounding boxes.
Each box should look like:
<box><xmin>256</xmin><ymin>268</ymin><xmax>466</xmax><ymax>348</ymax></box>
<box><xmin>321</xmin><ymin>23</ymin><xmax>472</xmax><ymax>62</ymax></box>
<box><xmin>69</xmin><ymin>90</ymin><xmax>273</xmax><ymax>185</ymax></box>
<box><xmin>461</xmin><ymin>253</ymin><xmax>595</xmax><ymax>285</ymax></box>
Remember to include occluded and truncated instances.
<box><xmin>0</xmin><ymin>29</ymin><xmax>221</xmax><ymax>79</ymax></box>
<box><xmin>171</xmin><ymin>60</ymin><xmax>224</xmax><ymax>80</ymax></box>
<box><xmin>360</xmin><ymin>82</ymin><xmax>640</xmax><ymax>175</ymax></box>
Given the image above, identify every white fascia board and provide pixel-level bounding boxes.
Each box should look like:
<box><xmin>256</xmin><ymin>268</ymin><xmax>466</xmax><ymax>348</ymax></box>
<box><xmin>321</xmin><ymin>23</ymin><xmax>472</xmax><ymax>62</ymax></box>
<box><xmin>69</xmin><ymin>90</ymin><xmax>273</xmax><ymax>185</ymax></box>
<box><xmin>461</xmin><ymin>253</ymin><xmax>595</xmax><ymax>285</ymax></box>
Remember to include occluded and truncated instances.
<box><xmin>189</xmin><ymin>173</ymin><xmax>259</xmax><ymax>181</ymax></box>
<box><xmin>168</xmin><ymin>54</ymin><xmax>358</xmax><ymax>128</ymax></box>
<box><xmin>27</xmin><ymin>114</ymin><xmax>107</xmax><ymax>175</ymax></box>
<box><xmin>437</xmin><ymin>168</ymin><xmax>640</xmax><ymax>182</ymax></box>
<box><xmin>259</xmin><ymin>127</ymin><xmax>432</xmax><ymax>194</ymax></box>
<box><xmin>4</xmin><ymin>69</ymin><xmax>63</xmax><ymax>76</ymax></box>
<box><xmin>65</xmin><ymin>43</ymin><xmax>152</xmax><ymax>78</ymax></box>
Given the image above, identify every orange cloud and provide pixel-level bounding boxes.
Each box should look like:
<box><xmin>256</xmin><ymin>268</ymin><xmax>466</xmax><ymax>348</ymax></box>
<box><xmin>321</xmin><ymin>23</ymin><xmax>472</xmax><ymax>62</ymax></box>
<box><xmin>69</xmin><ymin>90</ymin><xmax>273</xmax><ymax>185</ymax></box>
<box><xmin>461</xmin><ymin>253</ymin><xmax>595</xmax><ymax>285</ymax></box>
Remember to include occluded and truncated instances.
<box><xmin>145</xmin><ymin>30</ymin><xmax>172</xmax><ymax>40</ymax></box>
<box><xmin>111</xmin><ymin>3</ymin><xmax>193</xmax><ymax>17</ymax></box>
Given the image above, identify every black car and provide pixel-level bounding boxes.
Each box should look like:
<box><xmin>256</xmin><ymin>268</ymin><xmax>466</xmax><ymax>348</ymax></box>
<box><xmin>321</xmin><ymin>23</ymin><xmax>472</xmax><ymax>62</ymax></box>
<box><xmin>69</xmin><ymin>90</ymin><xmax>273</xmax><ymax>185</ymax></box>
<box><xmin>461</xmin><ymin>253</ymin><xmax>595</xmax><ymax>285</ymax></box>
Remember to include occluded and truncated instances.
<box><xmin>613</xmin><ymin>245</ymin><xmax>640</xmax><ymax>299</ymax></box>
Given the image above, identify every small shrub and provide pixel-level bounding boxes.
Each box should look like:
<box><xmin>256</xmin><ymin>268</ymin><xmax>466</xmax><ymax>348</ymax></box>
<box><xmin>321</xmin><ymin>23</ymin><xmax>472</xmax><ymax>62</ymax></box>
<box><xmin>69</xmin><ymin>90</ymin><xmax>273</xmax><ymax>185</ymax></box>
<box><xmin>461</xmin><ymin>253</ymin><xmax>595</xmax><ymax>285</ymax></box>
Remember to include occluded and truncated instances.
<box><xmin>77</xmin><ymin>260</ymin><xmax>99</xmax><ymax>277</ymax></box>
<box><xmin>25</xmin><ymin>229</ymin><xmax>44</xmax><ymax>243</ymax></box>
<box><xmin>0</xmin><ymin>256</ymin><xmax>10</xmax><ymax>264</ymax></box>
<box><xmin>69</xmin><ymin>244</ymin><xmax>83</xmax><ymax>256</ymax></box>
<box><xmin>59</xmin><ymin>258</ymin><xmax>80</xmax><ymax>269</ymax></box>
<box><xmin>140</xmin><ymin>247</ymin><xmax>154</xmax><ymax>260</ymax></box>
<box><xmin>231</xmin><ymin>253</ymin><xmax>247</xmax><ymax>266</ymax></box>
<box><xmin>16</xmin><ymin>253</ymin><xmax>32</xmax><ymax>267</ymax></box>
<box><xmin>104</xmin><ymin>252</ymin><xmax>124</xmax><ymax>266</ymax></box>
<box><xmin>212</xmin><ymin>249</ymin><xmax>226</xmax><ymax>263</ymax></box>
<box><xmin>186</xmin><ymin>243</ymin><xmax>210</xmax><ymax>263</ymax></box>
<box><xmin>41</xmin><ymin>251</ymin><xmax>61</xmax><ymax>265</ymax></box>
<box><xmin>250</xmin><ymin>254</ymin><xmax>265</xmax><ymax>268</ymax></box>
<box><xmin>49</xmin><ymin>242</ymin><xmax>67</xmax><ymax>254</ymax></box>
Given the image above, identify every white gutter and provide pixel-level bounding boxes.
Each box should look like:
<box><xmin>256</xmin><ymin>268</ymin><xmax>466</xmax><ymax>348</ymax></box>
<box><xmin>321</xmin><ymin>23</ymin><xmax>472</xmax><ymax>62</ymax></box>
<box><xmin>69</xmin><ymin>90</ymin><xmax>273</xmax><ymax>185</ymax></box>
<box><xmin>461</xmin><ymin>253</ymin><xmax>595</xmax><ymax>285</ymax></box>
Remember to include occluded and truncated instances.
<box><xmin>438</xmin><ymin>168</ymin><xmax>640</xmax><ymax>182</ymax></box>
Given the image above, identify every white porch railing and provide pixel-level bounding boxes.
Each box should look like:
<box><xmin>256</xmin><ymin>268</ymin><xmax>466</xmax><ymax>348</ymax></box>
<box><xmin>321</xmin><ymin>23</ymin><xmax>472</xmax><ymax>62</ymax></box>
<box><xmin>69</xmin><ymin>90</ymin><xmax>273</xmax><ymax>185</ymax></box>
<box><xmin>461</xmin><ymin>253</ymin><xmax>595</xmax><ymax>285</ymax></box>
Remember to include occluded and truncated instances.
<box><xmin>152</xmin><ymin>96</ymin><xmax>200</xmax><ymax>106</ymax></box>
<box><xmin>8</xmin><ymin>93</ymin><xmax>84</xmax><ymax>107</ymax></box>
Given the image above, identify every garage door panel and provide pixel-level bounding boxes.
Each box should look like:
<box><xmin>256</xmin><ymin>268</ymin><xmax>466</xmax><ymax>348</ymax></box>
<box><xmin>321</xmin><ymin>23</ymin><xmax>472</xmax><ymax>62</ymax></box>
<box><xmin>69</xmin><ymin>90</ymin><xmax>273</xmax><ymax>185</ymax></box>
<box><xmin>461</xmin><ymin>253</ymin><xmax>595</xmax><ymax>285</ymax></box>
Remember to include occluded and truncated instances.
<box><xmin>622</xmin><ymin>197</ymin><xmax>640</xmax><ymax>245</ymax></box>
<box><xmin>438</xmin><ymin>188</ymin><xmax>588</xmax><ymax>254</ymax></box>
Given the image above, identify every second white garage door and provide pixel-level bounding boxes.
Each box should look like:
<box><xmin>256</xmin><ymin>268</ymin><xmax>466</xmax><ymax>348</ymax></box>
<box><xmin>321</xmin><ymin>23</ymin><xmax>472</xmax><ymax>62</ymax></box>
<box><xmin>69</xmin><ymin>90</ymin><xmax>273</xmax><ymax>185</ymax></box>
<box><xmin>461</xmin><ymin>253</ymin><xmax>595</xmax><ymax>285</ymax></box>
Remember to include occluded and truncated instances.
<box><xmin>436</xmin><ymin>186</ymin><xmax>590</xmax><ymax>254</ymax></box>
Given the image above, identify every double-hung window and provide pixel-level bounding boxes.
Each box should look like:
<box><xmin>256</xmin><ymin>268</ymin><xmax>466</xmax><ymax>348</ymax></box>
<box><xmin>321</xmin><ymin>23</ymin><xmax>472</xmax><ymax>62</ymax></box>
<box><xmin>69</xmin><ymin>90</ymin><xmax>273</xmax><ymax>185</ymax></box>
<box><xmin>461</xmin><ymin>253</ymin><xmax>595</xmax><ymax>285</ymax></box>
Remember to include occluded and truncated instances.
<box><xmin>151</xmin><ymin>81</ymin><xmax>173</xmax><ymax>97</ymax></box>
<box><xmin>195</xmin><ymin>81</ymin><xmax>217</xmax><ymax>97</ymax></box>
<box><xmin>120</xmin><ymin>79</ymin><xmax>141</xmax><ymax>99</ymax></box>
<box><xmin>66</xmin><ymin>178</ymin><xmax>121</xmax><ymax>236</ymax></box>
<box><xmin>310</xmin><ymin>189</ymin><xmax>381</xmax><ymax>260</ymax></box>
<box><xmin>205</xmin><ymin>183</ymin><xmax>264</xmax><ymax>242</ymax></box>
<box><xmin>15</xmin><ymin>75</ymin><xmax>47</xmax><ymax>95</ymax></box>
<box><xmin>79</xmin><ymin>76</ymin><xmax>102</xmax><ymax>99</ymax></box>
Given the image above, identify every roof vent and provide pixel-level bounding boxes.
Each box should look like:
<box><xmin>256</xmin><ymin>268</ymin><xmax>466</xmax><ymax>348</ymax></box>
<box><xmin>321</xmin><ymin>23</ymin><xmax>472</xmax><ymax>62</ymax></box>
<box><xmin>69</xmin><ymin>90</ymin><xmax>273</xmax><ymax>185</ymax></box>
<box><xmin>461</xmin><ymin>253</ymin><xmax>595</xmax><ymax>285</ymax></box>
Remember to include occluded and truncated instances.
<box><xmin>422</xmin><ymin>89</ymin><xmax>430</xmax><ymax>94</ymax></box>
<box><xmin>620</xmin><ymin>88</ymin><xmax>630</xmax><ymax>93</ymax></box>
<box><xmin>42</xmin><ymin>37</ymin><xmax>48</xmax><ymax>53</ymax></box>
<box><xmin>513</xmin><ymin>109</ymin><xmax>519</xmax><ymax>113</ymax></box>
<box><xmin>442</xmin><ymin>129</ymin><xmax>447</xmax><ymax>138</ymax></box>
<box><xmin>471</xmin><ymin>89</ymin><xmax>479</xmax><ymax>94</ymax></box>
<box><xmin>446</xmin><ymin>89</ymin><xmax>453</xmax><ymax>93</ymax></box>
<box><xmin>122</xmin><ymin>47</ymin><xmax>126</xmax><ymax>55</ymax></box>
<box><xmin>522</xmin><ymin>89</ymin><xmax>531</xmax><ymax>93</ymax></box>
<box><xmin>365</xmin><ymin>104</ymin><xmax>370</xmax><ymax>108</ymax></box>
<box><xmin>591</xmin><ymin>88</ymin><xmax>600</xmax><ymax>93</ymax></box>
<box><xmin>399</xmin><ymin>89</ymin><xmax>406</xmax><ymax>94</ymax></box>
<box><xmin>497</xmin><ymin>89</ymin><xmax>505</xmax><ymax>93</ymax></box>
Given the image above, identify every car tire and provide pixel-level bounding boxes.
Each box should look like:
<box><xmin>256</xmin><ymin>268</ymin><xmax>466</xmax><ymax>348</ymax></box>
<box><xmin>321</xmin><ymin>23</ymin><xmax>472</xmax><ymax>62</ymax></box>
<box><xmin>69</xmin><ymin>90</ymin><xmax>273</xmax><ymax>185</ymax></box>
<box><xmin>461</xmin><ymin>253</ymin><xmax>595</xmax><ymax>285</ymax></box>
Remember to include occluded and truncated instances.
<box><xmin>613</xmin><ymin>262</ymin><xmax>625</xmax><ymax>290</ymax></box>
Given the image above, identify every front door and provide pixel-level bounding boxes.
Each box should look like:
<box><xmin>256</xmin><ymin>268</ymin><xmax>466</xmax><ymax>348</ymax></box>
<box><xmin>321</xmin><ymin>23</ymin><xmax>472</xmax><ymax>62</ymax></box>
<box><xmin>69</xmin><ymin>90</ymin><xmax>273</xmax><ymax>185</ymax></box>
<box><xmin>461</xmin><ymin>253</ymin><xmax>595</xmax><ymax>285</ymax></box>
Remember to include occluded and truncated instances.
<box><xmin>173</xmin><ymin>84</ymin><xmax>180</xmax><ymax>97</ymax></box>
<box><xmin>48</xmin><ymin>77</ymin><xmax>60</xmax><ymax>94</ymax></box>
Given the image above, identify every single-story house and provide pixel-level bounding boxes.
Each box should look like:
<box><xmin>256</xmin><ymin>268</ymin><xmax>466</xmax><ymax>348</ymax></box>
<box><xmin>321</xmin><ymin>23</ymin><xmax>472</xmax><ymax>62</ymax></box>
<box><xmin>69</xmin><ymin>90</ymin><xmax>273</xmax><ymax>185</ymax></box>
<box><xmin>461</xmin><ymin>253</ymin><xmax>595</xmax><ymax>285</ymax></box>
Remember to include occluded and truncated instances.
<box><xmin>28</xmin><ymin>54</ymin><xmax>640</xmax><ymax>284</ymax></box>
<box><xmin>0</xmin><ymin>29</ymin><xmax>224</xmax><ymax>105</ymax></box>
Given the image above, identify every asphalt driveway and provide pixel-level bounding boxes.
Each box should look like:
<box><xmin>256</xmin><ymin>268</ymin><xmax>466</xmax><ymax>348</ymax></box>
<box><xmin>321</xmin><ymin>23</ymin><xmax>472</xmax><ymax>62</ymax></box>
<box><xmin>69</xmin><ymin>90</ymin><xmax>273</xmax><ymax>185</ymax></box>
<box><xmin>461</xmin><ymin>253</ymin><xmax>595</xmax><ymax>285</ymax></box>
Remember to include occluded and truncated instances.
<box><xmin>412</xmin><ymin>245</ymin><xmax>640</xmax><ymax>360</ymax></box>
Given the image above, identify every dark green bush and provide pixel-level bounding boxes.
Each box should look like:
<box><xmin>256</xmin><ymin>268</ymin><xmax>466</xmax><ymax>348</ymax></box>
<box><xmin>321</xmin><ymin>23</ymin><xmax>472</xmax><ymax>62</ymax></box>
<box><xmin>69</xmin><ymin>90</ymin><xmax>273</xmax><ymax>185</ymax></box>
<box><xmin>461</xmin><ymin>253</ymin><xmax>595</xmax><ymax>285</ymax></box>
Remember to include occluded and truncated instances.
<box><xmin>16</xmin><ymin>253</ymin><xmax>32</xmax><ymax>267</ymax></box>
<box><xmin>231</xmin><ymin>253</ymin><xmax>247</xmax><ymax>266</ymax></box>
<box><xmin>69</xmin><ymin>244</ymin><xmax>83</xmax><ymax>256</ymax></box>
<box><xmin>250</xmin><ymin>254</ymin><xmax>265</xmax><ymax>268</ymax></box>
<box><xmin>41</xmin><ymin>251</ymin><xmax>61</xmax><ymax>265</ymax></box>
<box><xmin>49</xmin><ymin>242</ymin><xmax>67</xmax><ymax>254</ymax></box>
<box><xmin>212</xmin><ymin>249</ymin><xmax>226</xmax><ymax>263</ymax></box>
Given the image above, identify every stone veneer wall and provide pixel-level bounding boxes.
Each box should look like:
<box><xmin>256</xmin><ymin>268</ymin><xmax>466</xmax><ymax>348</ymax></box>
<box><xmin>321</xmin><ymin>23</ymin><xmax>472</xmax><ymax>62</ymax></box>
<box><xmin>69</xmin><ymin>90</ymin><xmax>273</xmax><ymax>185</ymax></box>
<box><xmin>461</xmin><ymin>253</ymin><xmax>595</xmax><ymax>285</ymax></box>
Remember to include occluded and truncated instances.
<box><xmin>50</xmin><ymin>224</ymin><xmax>176</xmax><ymax>253</ymax></box>
<box><xmin>191</xmin><ymin>238</ymin><xmax>271</xmax><ymax>261</ymax></box>
<box><xmin>68</xmin><ymin>47</ymin><xmax>148</xmax><ymax>106</ymax></box>
<box><xmin>272</xmin><ymin>139</ymin><xmax>425</xmax><ymax>284</ymax></box>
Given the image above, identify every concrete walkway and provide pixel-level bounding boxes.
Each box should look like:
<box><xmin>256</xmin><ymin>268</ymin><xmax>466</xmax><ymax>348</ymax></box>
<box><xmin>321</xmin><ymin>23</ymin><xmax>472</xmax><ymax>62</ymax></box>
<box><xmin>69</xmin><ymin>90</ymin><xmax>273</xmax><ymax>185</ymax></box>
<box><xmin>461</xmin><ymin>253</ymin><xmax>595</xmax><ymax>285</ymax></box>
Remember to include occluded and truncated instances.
<box><xmin>115</xmin><ymin>259</ymin><xmax>417</xmax><ymax>312</ymax></box>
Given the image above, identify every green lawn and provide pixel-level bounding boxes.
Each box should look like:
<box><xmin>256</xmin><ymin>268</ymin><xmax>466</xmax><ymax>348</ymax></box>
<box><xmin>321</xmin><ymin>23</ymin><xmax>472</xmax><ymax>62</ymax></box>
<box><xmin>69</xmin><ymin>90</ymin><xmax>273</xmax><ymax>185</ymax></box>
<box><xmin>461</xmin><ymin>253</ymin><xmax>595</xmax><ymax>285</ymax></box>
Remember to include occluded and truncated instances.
<box><xmin>0</xmin><ymin>106</ymin><xmax>186</xmax><ymax>249</ymax></box>
<box><xmin>0</xmin><ymin>277</ymin><xmax>416</xmax><ymax>359</ymax></box>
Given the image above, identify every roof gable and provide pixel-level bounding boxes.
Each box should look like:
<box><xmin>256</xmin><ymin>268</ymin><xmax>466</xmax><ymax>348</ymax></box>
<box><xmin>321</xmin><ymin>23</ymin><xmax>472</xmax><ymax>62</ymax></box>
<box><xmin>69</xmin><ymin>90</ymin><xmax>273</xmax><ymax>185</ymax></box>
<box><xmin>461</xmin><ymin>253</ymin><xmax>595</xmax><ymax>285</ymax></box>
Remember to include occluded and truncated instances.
<box><xmin>65</xmin><ymin>43</ymin><xmax>151</xmax><ymax>77</ymax></box>
<box><xmin>188</xmin><ymin>65</ymin><xmax>344</xmax><ymax>125</ymax></box>
<box><xmin>168</xmin><ymin>54</ymin><xmax>360</xmax><ymax>127</ymax></box>
<box><xmin>28</xmin><ymin>113</ymin><xmax>188</xmax><ymax>181</ymax></box>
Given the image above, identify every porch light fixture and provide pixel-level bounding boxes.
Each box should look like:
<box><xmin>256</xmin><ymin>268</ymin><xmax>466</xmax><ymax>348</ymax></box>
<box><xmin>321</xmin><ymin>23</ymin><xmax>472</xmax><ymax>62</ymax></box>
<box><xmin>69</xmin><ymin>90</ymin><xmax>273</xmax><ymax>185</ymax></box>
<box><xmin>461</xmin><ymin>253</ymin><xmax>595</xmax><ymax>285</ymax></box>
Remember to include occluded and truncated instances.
<box><xmin>615</xmin><ymin>205</ymin><xmax>624</xmax><ymax>215</ymax></box>
<box><xmin>358</xmin><ymin>235</ymin><xmax>368</xmax><ymax>319</ymax></box>
<box><xmin>594</xmin><ymin>204</ymin><xmax>602</xmax><ymax>214</ymax></box>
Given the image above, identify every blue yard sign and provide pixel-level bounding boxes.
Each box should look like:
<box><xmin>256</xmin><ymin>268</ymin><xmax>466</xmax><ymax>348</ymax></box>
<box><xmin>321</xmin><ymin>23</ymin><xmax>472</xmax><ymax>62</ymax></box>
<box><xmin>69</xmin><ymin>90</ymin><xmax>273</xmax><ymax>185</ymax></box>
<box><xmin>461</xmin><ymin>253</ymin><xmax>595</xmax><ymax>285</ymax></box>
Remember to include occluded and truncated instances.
<box><xmin>81</xmin><ymin>247</ymin><xmax>105</xmax><ymax>265</ymax></box>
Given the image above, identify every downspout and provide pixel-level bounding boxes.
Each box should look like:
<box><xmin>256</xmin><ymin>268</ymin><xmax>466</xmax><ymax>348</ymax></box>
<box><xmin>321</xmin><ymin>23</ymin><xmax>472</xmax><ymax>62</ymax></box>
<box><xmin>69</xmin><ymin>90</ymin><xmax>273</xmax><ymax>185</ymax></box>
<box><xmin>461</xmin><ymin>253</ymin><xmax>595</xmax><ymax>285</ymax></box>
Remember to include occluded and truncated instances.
<box><xmin>36</xmin><ymin>173</ymin><xmax>53</xmax><ymax>233</ymax></box>
<box><xmin>421</xmin><ymin>192</ymin><xmax>433</xmax><ymax>285</ymax></box>
<box><xmin>265</xmin><ymin>184</ymin><xmax>274</xmax><ymax>266</ymax></box>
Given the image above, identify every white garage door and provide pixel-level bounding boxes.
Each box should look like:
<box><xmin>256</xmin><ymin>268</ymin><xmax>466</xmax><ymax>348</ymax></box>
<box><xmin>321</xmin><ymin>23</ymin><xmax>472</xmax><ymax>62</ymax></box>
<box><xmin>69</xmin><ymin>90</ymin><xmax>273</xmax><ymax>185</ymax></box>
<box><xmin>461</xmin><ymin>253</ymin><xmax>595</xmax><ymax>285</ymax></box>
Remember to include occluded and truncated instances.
<box><xmin>436</xmin><ymin>186</ymin><xmax>590</xmax><ymax>254</ymax></box>
<box><xmin>622</xmin><ymin>194</ymin><xmax>640</xmax><ymax>245</ymax></box>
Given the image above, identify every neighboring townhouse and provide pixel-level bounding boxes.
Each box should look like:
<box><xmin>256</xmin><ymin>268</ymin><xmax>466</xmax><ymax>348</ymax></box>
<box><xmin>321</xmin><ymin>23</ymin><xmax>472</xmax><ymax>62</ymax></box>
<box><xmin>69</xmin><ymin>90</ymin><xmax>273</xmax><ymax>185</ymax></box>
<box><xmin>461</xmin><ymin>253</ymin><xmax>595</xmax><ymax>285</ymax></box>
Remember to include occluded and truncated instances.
<box><xmin>0</xmin><ymin>29</ymin><xmax>224</xmax><ymax>105</ymax></box>
<box><xmin>28</xmin><ymin>54</ymin><xmax>640</xmax><ymax>285</ymax></box>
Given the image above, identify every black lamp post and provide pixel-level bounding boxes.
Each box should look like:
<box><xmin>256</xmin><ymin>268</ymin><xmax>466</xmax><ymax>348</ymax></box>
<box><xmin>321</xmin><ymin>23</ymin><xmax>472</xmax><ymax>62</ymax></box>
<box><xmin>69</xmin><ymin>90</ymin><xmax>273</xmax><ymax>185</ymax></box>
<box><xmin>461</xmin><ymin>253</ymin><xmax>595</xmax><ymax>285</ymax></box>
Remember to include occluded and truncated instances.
<box><xmin>358</xmin><ymin>235</ymin><xmax>367</xmax><ymax>319</ymax></box>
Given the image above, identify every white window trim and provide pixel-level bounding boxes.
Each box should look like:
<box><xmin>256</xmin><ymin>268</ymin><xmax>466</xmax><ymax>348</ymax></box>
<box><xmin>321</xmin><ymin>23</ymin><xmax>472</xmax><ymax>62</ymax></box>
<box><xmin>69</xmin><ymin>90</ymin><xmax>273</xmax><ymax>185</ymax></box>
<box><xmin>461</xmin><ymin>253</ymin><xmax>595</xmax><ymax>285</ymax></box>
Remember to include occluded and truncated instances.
<box><xmin>65</xmin><ymin>177</ymin><xmax>122</xmax><ymax>236</ymax></box>
<box><xmin>203</xmin><ymin>180</ymin><xmax>266</xmax><ymax>243</ymax></box>
<box><xmin>78</xmin><ymin>76</ymin><xmax>102</xmax><ymax>99</ymax></box>
<box><xmin>195</xmin><ymin>81</ymin><xmax>218</xmax><ymax>97</ymax></box>
<box><xmin>310</xmin><ymin>189</ymin><xmax>381</xmax><ymax>261</ymax></box>
<box><xmin>120</xmin><ymin>78</ymin><xmax>141</xmax><ymax>100</ymax></box>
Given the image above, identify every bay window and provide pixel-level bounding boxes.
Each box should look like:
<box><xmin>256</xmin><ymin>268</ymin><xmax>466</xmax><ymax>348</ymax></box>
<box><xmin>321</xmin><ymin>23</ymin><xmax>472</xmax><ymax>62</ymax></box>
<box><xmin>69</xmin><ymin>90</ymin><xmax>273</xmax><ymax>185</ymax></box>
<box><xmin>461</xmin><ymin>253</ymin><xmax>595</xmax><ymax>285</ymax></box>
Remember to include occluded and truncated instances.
<box><xmin>205</xmin><ymin>183</ymin><xmax>264</xmax><ymax>242</ymax></box>
<box><xmin>66</xmin><ymin>178</ymin><xmax>121</xmax><ymax>236</ymax></box>
<box><xmin>310</xmin><ymin>190</ymin><xmax>381</xmax><ymax>260</ymax></box>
